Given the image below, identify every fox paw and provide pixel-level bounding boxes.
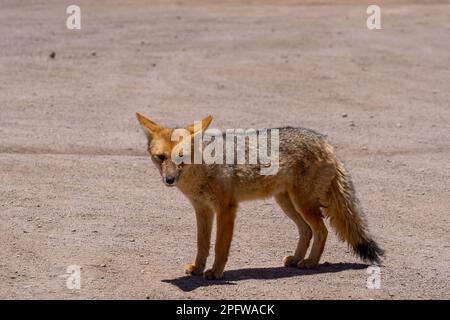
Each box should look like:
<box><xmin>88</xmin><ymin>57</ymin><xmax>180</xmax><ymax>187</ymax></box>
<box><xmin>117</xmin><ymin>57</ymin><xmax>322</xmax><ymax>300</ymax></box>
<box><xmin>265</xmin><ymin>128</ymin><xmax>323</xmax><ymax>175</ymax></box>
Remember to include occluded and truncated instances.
<box><xmin>297</xmin><ymin>259</ymin><xmax>319</xmax><ymax>269</ymax></box>
<box><xmin>184</xmin><ymin>263</ymin><xmax>204</xmax><ymax>276</ymax></box>
<box><xmin>203</xmin><ymin>268</ymin><xmax>223</xmax><ymax>280</ymax></box>
<box><xmin>283</xmin><ymin>255</ymin><xmax>300</xmax><ymax>267</ymax></box>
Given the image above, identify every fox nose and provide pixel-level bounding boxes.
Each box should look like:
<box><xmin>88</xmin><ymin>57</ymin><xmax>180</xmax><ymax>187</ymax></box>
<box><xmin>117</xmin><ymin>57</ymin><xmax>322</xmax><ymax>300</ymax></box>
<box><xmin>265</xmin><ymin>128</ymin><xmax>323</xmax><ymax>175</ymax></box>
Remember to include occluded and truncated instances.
<box><xmin>164</xmin><ymin>176</ymin><xmax>176</xmax><ymax>186</ymax></box>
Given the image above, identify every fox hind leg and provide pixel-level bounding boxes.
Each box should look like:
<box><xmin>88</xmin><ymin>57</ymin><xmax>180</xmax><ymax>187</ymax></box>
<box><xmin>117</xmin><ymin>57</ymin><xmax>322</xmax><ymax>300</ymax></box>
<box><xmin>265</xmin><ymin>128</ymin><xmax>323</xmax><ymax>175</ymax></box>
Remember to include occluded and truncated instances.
<box><xmin>275</xmin><ymin>192</ymin><xmax>312</xmax><ymax>267</ymax></box>
<box><xmin>288</xmin><ymin>189</ymin><xmax>328</xmax><ymax>269</ymax></box>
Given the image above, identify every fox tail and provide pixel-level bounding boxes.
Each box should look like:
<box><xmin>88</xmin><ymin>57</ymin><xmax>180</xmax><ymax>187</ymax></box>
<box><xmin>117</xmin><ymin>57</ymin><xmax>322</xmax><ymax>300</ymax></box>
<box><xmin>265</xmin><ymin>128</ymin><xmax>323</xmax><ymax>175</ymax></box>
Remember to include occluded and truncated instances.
<box><xmin>324</xmin><ymin>161</ymin><xmax>384</xmax><ymax>264</ymax></box>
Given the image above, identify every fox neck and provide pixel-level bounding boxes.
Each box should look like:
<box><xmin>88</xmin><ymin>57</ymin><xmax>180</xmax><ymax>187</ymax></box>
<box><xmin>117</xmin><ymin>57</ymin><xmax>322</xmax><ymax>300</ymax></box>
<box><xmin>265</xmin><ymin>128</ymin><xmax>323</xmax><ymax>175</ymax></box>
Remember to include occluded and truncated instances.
<box><xmin>176</xmin><ymin>163</ymin><xmax>208</xmax><ymax>193</ymax></box>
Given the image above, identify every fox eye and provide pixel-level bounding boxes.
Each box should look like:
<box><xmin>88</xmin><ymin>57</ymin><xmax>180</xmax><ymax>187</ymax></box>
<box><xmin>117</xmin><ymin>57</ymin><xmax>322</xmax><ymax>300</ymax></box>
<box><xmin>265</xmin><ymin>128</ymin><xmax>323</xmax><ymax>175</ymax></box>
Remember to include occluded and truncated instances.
<box><xmin>156</xmin><ymin>154</ymin><xmax>166</xmax><ymax>162</ymax></box>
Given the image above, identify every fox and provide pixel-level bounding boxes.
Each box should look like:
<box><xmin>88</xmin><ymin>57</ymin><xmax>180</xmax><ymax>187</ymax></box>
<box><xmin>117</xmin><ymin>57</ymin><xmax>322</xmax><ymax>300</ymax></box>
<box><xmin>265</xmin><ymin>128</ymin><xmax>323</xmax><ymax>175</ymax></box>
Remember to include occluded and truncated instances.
<box><xmin>136</xmin><ymin>112</ymin><xmax>384</xmax><ymax>280</ymax></box>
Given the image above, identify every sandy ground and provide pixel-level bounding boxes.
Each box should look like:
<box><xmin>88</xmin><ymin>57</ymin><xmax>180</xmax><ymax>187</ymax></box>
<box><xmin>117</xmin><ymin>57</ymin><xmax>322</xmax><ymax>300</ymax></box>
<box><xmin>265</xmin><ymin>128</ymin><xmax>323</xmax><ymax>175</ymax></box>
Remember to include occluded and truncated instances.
<box><xmin>0</xmin><ymin>0</ymin><xmax>449</xmax><ymax>299</ymax></box>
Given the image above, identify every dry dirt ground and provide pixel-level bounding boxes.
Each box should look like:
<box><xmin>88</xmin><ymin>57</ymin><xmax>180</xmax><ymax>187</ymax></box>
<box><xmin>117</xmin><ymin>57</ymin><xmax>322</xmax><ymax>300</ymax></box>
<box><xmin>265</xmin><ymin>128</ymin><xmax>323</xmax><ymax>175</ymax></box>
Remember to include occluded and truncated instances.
<box><xmin>0</xmin><ymin>0</ymin><xmax>449</xmax><ymax>299</ymax></box>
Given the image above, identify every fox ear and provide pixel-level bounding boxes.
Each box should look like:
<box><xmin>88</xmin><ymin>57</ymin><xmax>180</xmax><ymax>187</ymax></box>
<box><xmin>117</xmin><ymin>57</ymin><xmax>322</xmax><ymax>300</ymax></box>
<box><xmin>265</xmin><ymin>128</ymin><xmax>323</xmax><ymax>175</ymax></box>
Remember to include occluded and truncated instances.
<box><xmin>186</xmin><ymin>115</ymin><xmax>213</xmax><ymax>134</ymax></box>
<box><xmin>136</xmin><ymin>112</ymin><xmax>162</xmax><ymax>138</ymax></box>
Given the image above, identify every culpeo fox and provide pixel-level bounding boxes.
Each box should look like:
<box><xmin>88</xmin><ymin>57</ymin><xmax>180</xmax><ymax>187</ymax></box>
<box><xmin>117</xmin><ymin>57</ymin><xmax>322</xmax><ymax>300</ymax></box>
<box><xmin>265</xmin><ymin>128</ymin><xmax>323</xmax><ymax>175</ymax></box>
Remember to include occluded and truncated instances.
<box><xmin>136</xmin><ymin>113</ymin><xmax>384</xmax><ymax>280</ymax></box>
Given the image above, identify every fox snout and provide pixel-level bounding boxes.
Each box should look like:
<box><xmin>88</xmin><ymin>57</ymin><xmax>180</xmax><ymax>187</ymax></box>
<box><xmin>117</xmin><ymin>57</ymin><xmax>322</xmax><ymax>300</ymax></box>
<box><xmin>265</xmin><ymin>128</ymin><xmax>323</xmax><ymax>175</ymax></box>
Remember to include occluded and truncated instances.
<box><xmin>162</xmin><ymin>175</ymin><xmax>177</xmax><ymax>186</ymax></box>
<box><xmin>161</xmin><ymin>162</ymin><xmax>179</xmax><ymax>187</ymax></box>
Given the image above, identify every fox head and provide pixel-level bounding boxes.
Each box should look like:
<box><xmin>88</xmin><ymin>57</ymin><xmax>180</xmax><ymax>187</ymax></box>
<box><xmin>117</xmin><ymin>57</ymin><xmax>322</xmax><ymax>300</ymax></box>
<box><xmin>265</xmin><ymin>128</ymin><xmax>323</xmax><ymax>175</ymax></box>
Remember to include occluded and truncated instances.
<box><xmin>136</xmin><ymin>112</ymin><xmax>212</xmax><ymax>187</ymax></box>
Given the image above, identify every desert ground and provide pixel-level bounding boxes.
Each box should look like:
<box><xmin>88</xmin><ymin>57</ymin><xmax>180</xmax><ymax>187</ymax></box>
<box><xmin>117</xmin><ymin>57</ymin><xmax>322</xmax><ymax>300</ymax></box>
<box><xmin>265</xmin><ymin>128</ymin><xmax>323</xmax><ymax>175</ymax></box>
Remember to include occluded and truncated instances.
<box><xmin>0</xmin><ymin>0</ymin><xmax>449</xmax><ymax>299</ymax></box>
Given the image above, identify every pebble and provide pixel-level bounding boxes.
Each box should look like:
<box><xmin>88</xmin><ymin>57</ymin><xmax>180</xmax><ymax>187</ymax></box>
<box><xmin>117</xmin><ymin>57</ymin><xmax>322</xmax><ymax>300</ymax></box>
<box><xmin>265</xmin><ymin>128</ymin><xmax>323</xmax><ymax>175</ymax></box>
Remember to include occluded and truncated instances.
<box><xmin>100</xmin><ymin>264</ymin><xmax>107</xmax><ymax>267</ymax></box>
<box><xmin>91</xmin><ymin>51</ymin><xmax>96</xmax><ymax>56</ymax></box>
<box><xmin>49</xmin><ymin>51</ymin><xmax>56</xmax><ymax>59</ymax></box>
<box><xmin>395</xmin><ymin>123</ymin><xmax>402</xmax><ymax>128</ymax></box>
<box><xmin>341</xmin><ymin>113</ymin><xmax>348</xmax><ymax>118</ymax></box>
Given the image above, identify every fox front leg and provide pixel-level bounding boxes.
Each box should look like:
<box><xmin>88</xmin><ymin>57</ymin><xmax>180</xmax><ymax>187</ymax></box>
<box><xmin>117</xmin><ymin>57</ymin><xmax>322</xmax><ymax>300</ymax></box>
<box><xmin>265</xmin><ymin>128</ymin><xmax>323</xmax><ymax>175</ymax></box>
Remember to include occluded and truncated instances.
<box><xmin>204</xmin><ymin>202</ymin><xmax>237</xmax><ymax>280</ymax></box>
<box><xmin>184</xmin><ymin>204</ymin><xmax>214</xmax><ymax>276</ymax></box>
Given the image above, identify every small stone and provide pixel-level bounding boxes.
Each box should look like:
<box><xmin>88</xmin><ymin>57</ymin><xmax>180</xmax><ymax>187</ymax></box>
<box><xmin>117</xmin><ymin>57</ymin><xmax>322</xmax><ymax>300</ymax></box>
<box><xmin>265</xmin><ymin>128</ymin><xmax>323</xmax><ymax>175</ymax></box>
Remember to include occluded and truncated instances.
<box><xmin>395</xmin><ymin>123</ymin><xmax>402</xmax><ymax>128</ymax></box>
<box><xmin>130</xmin><ymin>239</ymin><xmax>135</xmax><ymax>242</ymax></box>
<box><xmin>49</xmin><ymin>52</ymin><xmax>56</xmax><ymax>59</ymax></box>
<box><xmin>341</xmin><ymin>113</ymin><xmax>348</xmax><ymax>118</ymax></box>
<box><xmin>91</xmin><ymin>51</ymin><xmax>96</xmax><ymax>56</ymax></box>
<box><xmin>100</xmin><ymin>264</ymin><xmax>107</xmax><ymax>267</ymax></box>
<box><xmin>37</xmin><ymin>224</ymin><xmax>42</xmax><ymax>228</ymax></box>
<box><xmin>71</xmin><ymin>229</ymin><xmax>76</xmax><ymax>233</ymax></box>
<box><xmin>349</xmin><ymin>121</ymin><xmax>356</xmax><ymax>127</ymax></box>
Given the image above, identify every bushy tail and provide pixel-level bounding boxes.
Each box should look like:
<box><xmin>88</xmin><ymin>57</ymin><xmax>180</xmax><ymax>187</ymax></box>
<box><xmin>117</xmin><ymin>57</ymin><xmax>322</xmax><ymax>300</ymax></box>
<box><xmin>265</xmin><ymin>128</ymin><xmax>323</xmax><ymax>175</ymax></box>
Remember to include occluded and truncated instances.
<box><xmin>324</xmin><ymin>162</ymin><xmax>384</xmax><ymax>264</ymax></box>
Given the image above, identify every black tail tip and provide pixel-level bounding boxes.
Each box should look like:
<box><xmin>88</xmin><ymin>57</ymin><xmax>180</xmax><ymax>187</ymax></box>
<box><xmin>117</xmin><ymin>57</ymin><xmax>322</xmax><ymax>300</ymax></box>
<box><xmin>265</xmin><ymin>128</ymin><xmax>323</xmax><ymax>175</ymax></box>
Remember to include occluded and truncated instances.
<box><xmin>355</xmin><ymin>239</ymin><xmax>385</xmax><ymax>264</ymax></box>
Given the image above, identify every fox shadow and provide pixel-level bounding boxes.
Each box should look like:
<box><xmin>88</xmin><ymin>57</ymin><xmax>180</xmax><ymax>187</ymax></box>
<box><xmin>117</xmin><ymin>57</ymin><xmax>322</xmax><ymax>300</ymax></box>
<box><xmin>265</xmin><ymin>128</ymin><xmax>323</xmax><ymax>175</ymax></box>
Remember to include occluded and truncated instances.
<box><xmin>162</xmin><ymin>262</ymin><xmax>369</xmax><ymax>292</ymax></box>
